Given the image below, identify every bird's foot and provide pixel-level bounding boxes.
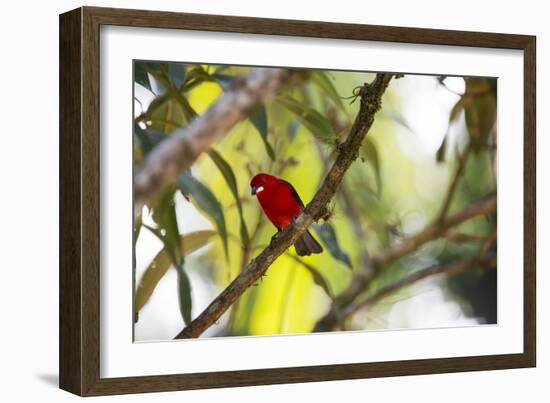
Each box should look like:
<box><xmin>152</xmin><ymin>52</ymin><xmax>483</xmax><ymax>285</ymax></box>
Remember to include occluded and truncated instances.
<box><xmin>270</xmin><ymin>231</ymin><xmax>281</xmax><ymax>246</ymax></box>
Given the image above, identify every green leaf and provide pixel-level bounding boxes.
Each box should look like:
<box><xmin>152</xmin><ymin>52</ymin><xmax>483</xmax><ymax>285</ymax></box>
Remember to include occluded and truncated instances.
<box><xmin>311</xmin><ymin>71</ymin><xmax>347</xmax><ymax>114</ymax></box>
<box><xmin>175</xmin><ymin>264</ymin><xmax>192</xmax><ymax>324</ymax></box>
<box><xmin>167</xmin><ymin>63</ymin><xmax>187</xmax><ymax>89</ymax></box>
<box><xmin>361</xmin><ymin>137</ymin><xmax>382</xmax><ymax>196</ymax></box>
<box><xmin>436</xmin><ymin>135</ymin><xmax>448</xmax><ymax>163</ymax></box>
<box><xmin>449</xmin><ymin>97</ymin><xmax>465</xmax><ymax>124</ymax></box>
<box><xmin>437</xmin><ymin>97</ymin><xmax>465</xmax><ymax>163</ymax></box>
<box><xmin>134</xmin><ymin>230</ymin><xmax>216</xmax><ymax>313</ymax></box>
<box><xmin>277</xmin><ymin>95</ymin><xmax>337</xmax><ymax>145</ymax></box>
<box><xmin>134</xmin><ymin>122</ymin><xmax>166</xmax><ymax>155</ymax></box>
<box><xmin>178</xmin><ymin>173</ymin><xmax>229</xmax><ymax>260</ymax></box>
<box><xmin>311</xmin><ymin>223</ymin><xmax>352</xmax><ymax>269</ymax></box>
<box><xmin>144</xmin><ymin>92</ymin><xmax>188</xmax><ymax>134</ymax></box>
<box><xmin>133</xmin><ymin>215</ymin><xmax>142</xmax><ymax>278</ymax></box>
<box><xmin>141</xmin><ymin>65</ymin><xmax>196</xmax><ymax>133</ymax></box>
<box><xmin>250</xmin><ymin>106</ymin><xmax>276</xmax><ymax>161</ymax></box>
<box><xmin>464</xmin><ymin>78</ymin><xmax>497</xmax><ymax>153</ymax></box>
<box><xmin>151</xmin><ymin>189</ymin><xmax>181</xmax><ymax>257</ymax></box>
<box><xmin>207</xmin><ymin>149</ymin><xmax>250</xmax><ymax>245</ymax></box>
<box><xmin>171</xmin><ymin>90</ymin><xmax>198</xmax><ymax>121</ymax></box>
<box><xmin>134</xmin><ymin>63</ymin><xmax>152</xmax><ymax>91</ymax></box>
<box><xmin>211</xmin><ymin>73</ymin><xmax>235</xmax><ymax>90</ymax></box>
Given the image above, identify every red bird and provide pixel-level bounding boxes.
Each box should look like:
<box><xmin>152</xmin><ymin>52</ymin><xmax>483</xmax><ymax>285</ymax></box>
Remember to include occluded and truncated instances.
<box><xmin>250</xmin><ymin>173</ymin><xmax>323</xmax><ymax>256</ymax></box>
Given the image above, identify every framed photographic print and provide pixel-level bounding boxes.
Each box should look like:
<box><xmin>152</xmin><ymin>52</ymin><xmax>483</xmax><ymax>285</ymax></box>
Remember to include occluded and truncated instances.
<box><xmin>59</xmin><ymin>6</ymin><xmax>536</xmax><ymax>396</ymax></box>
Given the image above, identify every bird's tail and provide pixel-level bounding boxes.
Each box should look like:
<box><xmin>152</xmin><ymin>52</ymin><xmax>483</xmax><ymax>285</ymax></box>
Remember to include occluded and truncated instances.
<box><xmin>294</xmin><ymin>230</ymin><xmax>323</xmax><ymax>256</ymax></box>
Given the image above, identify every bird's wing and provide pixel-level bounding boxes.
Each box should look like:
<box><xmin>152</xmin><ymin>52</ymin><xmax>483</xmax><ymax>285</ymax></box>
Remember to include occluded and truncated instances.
<box><xmin>281</xmin><ymin>180</ymin><xmax>305</xmax><ymax>208</ymax></box>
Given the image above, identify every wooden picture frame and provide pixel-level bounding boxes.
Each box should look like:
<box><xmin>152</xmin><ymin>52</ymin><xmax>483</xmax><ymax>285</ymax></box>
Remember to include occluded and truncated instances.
<box><xmin>59</xmin><ymin>6</ymin><xmax>536</xmax><ymax>396</ymax></box>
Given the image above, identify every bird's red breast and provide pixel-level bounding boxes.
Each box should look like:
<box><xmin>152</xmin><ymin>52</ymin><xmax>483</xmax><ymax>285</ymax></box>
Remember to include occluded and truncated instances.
<box><xmin>250</xmin><ymin>173</ymin><xmax>304</xmax><ymax>229</ymax></box>
<box><xmin>251</xmin><ymin>173</ymin><xmax>323</xmax><ymax>256</ymax></box>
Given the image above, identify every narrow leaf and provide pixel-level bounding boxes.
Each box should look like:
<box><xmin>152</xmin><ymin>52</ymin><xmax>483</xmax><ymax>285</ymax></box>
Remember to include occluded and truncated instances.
<box><xmin>436</xmin><ymin>135</ymin><xmax>448</xmax><ymax>163</ymax></box>
<box><xmin>361</xmin><ymin>137</ymin><xmax>382</xmax><ymax>196</ymax></box>
<box><xmin>134</xmin><ymin>63</ymin><xmax>152</xmax><ymax>91</ymax></box>
<box><xmin>135</xmin><ymin>230</ymin><xmax>216</xmax><ymax>313</ymax></box>
<box><xmin>250</xmin><ymin>106</ymin><xmax>276</xmax><ymax>161</ymax></box>
<box><xmin>175</xmin><ymin>264</ymin><xmax>192</xmax><ymax>324</ymax></box>
<box><xmin>464</xmin><ymin>78</ymin><xmax>497</xmax><ymax>152</ymax></box>
<box><xmin>147</xmin><ymin>92</ymin><xmax>189</xmax><ymax>134</ymax></box>
<box><xmin>207</xmin><ymin>149</ymin><xmax>250</xmax><ymax>245</ymax></box>
<box><xmin>437</xmin><ymin>96</ymin><xmax>465</xmax><ymax>163</ymax></box>
<box><xmin>151</xmin><ymin>189</ymin><xmax>181</xmax><ymax>258</ymax></box>
<box><xmin>211</xmin><ymin>73</ymin><xmax>235</xmax><ymax>90</ymax></box>
<box><xmin>311</xmin><ymin>223</ymin><xmax>352</xmax><ymax>269</ymax></box>
<box><xmin>167</xmin><ymin>63</ymin><xmax>187</xmax><ymax>89</ymax></box>
<box><xmin>311</xmin><ymin>71</ymin><xmax>347</xmax><ymax>113</ymax></box>
<box><xmin>134</xmin><ymin>123</ymin><xmax>166</xmax><ymax>155</ymax></box>
<box><xmin>277</xmin><ymin>96</ymin><xmax>337</xmax><ymax>145</ymax></box>
<box><xmin>449</xmin><ymin>97</ymin><xmax>465</xmax><ymax>123</ymax></box>
<box><xmin>178</xmin><ymin>173</ymin><xmax>229</xmax><ymax>260</ymax></box>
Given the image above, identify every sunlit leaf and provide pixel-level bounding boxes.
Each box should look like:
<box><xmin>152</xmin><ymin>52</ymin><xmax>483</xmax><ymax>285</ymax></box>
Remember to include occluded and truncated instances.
<box><xmin>277</xmin><ymin>95</ymin><xmax>337</xmax><ymax>145</ymax></box>
<box><xmin>144</xmin><ymin>92</ymin><xmax>187</xmax><ymax>134</ymax></box>
<box><xmin>181</xmin><ymin>65</ymin><xmax>212</xmax><ymax>92</ymax></box>
<box><xmin>361</xmin><ymin>137</ymin><xmax>382</xmax><ymax>196</ymax></box>
<box><xmin>207</xmin><ymin>149</ymin><xmax>250</xmax><ymax>245</ymax></box>
<box><xmin>249</xmin><ymin>106</ymin><xmax>276</xmax><ymax>161</ymax></box>
<box><xmin>134</xmin><ymin>230</ymin><xmax>216</xmax><ymax>314</ymax></box>
<box><xmin>311</xmin><ymin>71</ymin><xmax>347</xmax><ymax>114</ymax></box>
<box><xmin>172</xmin><ymin>91</ymin><xmax>197</xmax><ymax>121</ymax></box>
<box><xmin>311</xmin><ymin>223</ymin><xmax>352</xmax><ymax>269</ymax></box>
<box><xmin>141</xmin><ymin>65</ymin><xmax>197</xmax><ymax>132</ymax></box>
<box><xmin>178</xmin><ymin>173</ymin><xmax>229</xmax><ymax>260</ymax></box>
<box><xmin>175</xmin><ymin>264</ymin><xmax>192</xmax><ymax>324</ymax></box>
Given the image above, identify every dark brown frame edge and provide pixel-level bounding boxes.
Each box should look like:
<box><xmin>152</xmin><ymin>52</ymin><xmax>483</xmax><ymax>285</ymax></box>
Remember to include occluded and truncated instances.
<box><xmin>59</xmin><ymin>6</ymin><xmax>536</xmax><ymax>396</ymax></box>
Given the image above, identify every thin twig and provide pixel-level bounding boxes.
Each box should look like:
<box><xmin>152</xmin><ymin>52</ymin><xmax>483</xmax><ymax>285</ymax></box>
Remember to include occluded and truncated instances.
<box><xmin>134</xmin><ymin>68</ymin><xmax>294</xmax><ymax>214</ymax></box>
<box><xmin>174</xmin><ymin>73</ymin><xmax>394</xmax><ymax>339</ymax></box>
<box><xmin>342</xmin><ymin>253</ymin><xmax>496</xmax><ymax>320</ymax></box>
<box><xmin>313</xmin><ymin>193</ymin><xmax>496</xmax><ymax>332</ymax></box>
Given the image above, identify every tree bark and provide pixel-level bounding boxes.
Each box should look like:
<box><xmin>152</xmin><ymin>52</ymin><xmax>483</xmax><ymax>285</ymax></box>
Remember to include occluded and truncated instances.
<box><xmin>174</xmin><ymin>73</ymin><xmax>394</xmax><ymax>339</ymax></box>
<box><xmin>313</xmin><ymin>193</ymin><xmax>496</xmax><ymax>332</ymax></box>
<box><xmin>134</xmin><ymin>68</ymin><xmax>293</xmax><ymax>214</ymax></box>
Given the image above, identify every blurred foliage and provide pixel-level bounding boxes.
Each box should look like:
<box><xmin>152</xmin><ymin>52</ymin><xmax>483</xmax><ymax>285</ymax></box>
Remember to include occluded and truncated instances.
<box><xmin>133</xmin><ymin>62</ymin><xmax>498</xmax><ymax>338</ymax></box>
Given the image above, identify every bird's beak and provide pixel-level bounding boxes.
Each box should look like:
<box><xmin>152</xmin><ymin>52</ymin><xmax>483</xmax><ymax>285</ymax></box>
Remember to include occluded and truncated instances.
<box><xmin>251</xmin><ymin>185</ymin><xmax>264</xmax><ymax>195</ymax></box>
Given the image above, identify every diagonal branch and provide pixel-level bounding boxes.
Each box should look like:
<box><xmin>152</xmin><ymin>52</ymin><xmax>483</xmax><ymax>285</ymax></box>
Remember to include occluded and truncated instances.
<box><xmin>134</xmin><ymin>68</ymin><xmax>294</xmax><ymax>214</ymax></box>
<box><xmin>313</xmin><ymin>192</ymin><xmax>496</xmax><ymax>332</ymax></box>
<box><xmin>174</xmin><ymin>73</ymin><xmax>394</xmax><ymax>339</ymax></box>
<box><xmin>341</xmin><ymin>253</ymin><xmax>496</xmax><ymax>322</ymax></box>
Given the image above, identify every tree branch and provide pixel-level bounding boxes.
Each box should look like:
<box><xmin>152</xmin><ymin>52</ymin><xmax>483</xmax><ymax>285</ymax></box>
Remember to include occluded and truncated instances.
<box><xmin>313</xmin><ymin>192</ymin><xmax>496</xmax><ymax>332</ymax></box>
<box><xmin>134</xmin><ymin>68</ymin><xmax>293</xmax><ymax>214</ymax></box>
<box><xmin>341</xmin><ymin>253</ymin><xmax>496</xmax><ymax>322</ymax></box>
<box><xmin>174</xmin><ymin>73</ymin><xmax>394</xmax><ymax>339</ymax></box>
<box><xmin>437</xmin><ymin>143</ymin><xmax>472</xmax><ymax>221</ymax></box>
